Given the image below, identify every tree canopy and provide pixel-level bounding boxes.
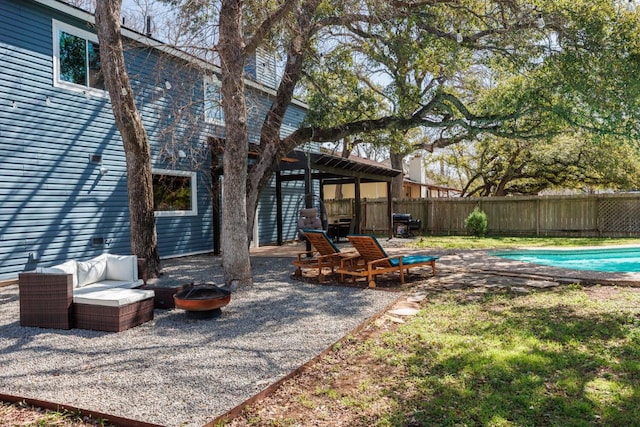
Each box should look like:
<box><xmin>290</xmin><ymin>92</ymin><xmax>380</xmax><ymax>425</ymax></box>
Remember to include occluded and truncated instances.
<box><xmin>92</xmin><ymin>0</ymin><xmax>640</xmax><ymax>285</ymax></box>
<box><xmin>429</xmin><ymin>133</ymin><xmax>640</xmax><ymax>196</ymax></box>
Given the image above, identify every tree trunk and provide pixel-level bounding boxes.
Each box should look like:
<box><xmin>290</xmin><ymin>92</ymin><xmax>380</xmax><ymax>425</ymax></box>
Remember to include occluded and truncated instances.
<box><xmin>219</xmin><ymin>0</ymin><xmax>252</xmax><ymax>288</ymax></box>
<box><xmin>244</xmin><ymin>0</ymin><xmax>320</xmax><ymax>240</ymax></box>
<box><xmin>94</xmin><ymin>0</ymin><xmax>160</xmax><ymax>278</ymax></box>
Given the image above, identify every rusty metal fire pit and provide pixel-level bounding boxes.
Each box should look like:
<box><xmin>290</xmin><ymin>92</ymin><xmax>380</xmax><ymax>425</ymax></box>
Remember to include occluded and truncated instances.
<box><xmin>173</xmin><ymin>284</ymin><xmax>231</xmax><ymax>314</ymax></box>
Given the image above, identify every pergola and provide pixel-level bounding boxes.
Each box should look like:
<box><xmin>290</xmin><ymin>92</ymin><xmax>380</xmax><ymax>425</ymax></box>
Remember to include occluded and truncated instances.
<box><xmin>211</xmin><ymin>147</ymin><xmax>402</xmax><ymax>253</ymax></box>
<box><xmin>273</xmin><ymin>149</ymin><xmax>402</xmax><ymax>245</ymax></box>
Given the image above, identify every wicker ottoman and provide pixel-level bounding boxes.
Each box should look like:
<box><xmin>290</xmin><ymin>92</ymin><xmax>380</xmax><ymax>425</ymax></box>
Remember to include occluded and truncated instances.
<box><xmin>74</xmin><ymin>288</ymin><xmax>155</xmax><ymax>332</ymax></box>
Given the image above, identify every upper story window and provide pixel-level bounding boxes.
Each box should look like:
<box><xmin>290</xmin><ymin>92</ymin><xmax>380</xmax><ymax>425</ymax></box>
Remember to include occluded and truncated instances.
<box><xmin>152</xmin><ymin>169</ymin><xmax>198</xmax><ymax>217</ymax></box>
<box><xmin>204</xmin><ymin>74</ymin><xmax>224</xmax><ymax>125</ymax></box>
<box><xmin>53</xmin><ymin>20</ymin><xmax>105</xmax><ymax>94</ymax></box>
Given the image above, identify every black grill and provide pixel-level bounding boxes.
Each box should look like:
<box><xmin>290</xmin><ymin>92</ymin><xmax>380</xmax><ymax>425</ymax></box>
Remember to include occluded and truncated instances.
<box><xmin>392</xmin><ymin>213</ymin><xmax>421</xmax><ymax>237</ymax></box>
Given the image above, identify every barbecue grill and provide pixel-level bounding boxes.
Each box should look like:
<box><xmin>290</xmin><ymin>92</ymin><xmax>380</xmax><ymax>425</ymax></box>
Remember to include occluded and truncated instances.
<box><xmin>392</xmin><ymin>213</ymin><xmax>421</xmax><ymax>237</ymax></box>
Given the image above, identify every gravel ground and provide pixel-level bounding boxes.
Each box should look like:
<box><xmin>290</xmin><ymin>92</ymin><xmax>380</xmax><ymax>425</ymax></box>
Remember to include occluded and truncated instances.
<box><xmin>0</xmin><ymin>254</ymin><xmax>399</xmax><ymax>427</ymax></box>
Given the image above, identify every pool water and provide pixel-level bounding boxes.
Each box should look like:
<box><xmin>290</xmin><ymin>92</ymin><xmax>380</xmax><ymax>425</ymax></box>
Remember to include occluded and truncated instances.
<box><xmin>492</xmin><ymin>247</ymin><xmax>640</xmax><ymax>273</ymax></box>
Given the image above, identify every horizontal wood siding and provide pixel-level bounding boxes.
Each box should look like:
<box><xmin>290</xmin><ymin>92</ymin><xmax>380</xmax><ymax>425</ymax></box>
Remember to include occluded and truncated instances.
<box><xmin>257</xmin><ymin>177</ymin><xmax>313</xmax><ymax>245</ymax></box>
<box><xmin>280</xmin><ymin>180</ymin><xmax>308</xmax><ymax>242</ymax></box>
<box><xmin>244</xmin><ymin>48</ymin><xmax>277</xmax><ymax>89</ymax></box>
<box><xmin>0</xmin><ymin>0</ymin><xmax>213</xmax><ymax>278</ymax></box>
<box><xmin>246</xmin><ymin>88</ymin><xmax>269</xmax><ymax>143</ymax></box>
<box><xmin>254</xmin><ymin>48</ymin><xmax>277</xmax><ymax>89</ymax></box>
<box><xmin>123</xmin><ymin>42</ymin><xmax>214</xmax><ymax>259</ymax></box>
<box><xmin>1</xmin><ymin>0</ymin><xmax>309</xmax><ymax>278</ymax></box>
<box><xmin>257</xmin><ymin>178</ymin><xmax>281</xmax><ymax>244</ymax></box>
<box><xmin>0</xmin><ymin>0</ymin><xmax>130</xmax><ymax>279</ymax></box>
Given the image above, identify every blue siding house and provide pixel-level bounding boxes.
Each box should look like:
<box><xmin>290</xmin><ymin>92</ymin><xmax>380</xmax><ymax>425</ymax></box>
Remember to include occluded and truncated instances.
<box><xmin>0</xmin><ymin>0</ymin><xmax>309</xmax><ymax>281</ymax></box>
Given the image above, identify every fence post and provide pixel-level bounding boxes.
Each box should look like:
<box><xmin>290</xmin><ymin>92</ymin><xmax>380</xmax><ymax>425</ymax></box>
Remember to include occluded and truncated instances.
<box><xmin>536</xmin><ymin>197</ymin><xmax>540</xmax><ymax>237</ymax></box>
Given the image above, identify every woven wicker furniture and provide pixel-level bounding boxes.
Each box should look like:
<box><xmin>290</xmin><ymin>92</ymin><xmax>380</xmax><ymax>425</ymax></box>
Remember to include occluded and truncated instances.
<box><xmin>292</xmin><ymin>229</ymin><xmax>355</xmax><ymax>282</ymax></box>
<box><xmin>74</xmin><ymin>291</ymin><xmax>155</xmax><ymax>332</ymax></box>
<box><xmin>18</xmin><ymin>254</ymin><xmax>153</xmax><ymax>331</ymax></box>
<box><xmin>141</xmin><ymin>284</ymin><xmax>189</xmax><ymax>309</ymax></box>
<box><xmin>18</xmin><ymin>272</ymin><xmax>73</xmax><ymax>329</ymax></box>
<box><xmin>336</xmin><ymin>234</ymin><xmax>439</xmax><ymax>288</ymax></box>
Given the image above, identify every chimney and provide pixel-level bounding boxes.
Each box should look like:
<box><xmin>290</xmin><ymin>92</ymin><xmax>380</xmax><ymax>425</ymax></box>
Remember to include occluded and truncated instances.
<box><xmin>408</xmin><ymin>154</ymin><xmax>425</xmax><ymax>184</ymax></box>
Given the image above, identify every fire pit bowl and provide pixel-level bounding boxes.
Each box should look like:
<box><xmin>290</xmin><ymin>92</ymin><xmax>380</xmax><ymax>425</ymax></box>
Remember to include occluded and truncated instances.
<box><xmin>173</xmin><ymin>284</ymin><xmax>231</xmax><ymax>312</ymax></box>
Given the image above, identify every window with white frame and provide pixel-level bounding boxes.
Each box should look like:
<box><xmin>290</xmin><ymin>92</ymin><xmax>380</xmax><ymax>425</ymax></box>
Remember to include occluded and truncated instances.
<box><xmin>204</xmin><ymin>74</ymin><xmax>224</xmax><ymax>124</ymax></box>
<box><xmin>53</xmin><ymin>20</ymin><xmax>105</xmax><ymax>93</ymax></box>
<box><xmin>152</xmin><ymin>169</ymin><xmax>198</xmax><ymax>217</ymax></box>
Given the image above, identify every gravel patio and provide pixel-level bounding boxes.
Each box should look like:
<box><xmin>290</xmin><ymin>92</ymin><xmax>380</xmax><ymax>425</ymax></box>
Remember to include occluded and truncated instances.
<box><xmin>0</xmin><ymin>248</ymin><xmax>401</xmax><ymax>427</ymax></box>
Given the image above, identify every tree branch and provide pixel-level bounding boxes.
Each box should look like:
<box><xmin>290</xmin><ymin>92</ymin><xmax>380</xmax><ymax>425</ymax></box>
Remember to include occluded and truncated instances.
<box><xmin>244</xmin><ymin>0</ymin><xmax>299</xmax><ymax>55</ymax></box>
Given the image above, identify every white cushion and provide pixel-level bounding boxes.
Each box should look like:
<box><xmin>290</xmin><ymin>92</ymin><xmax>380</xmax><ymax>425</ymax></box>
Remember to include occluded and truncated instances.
<box><xmin>77</xmin><ymin>255</ymin><xmax>107</xmax><ymax>287</ymax></box>
<box><xmin>82</xmin><ymin>279</ymin><xmax>144</xmax><ymax>290</ymax></box>
<box><xmin>47</xmin><ymin>260</ymin><xmax>78</xmax><ymax>287</ymax></box>
<box><xmin>73</xmin><ymin>288</ymin><xmax>154</xmax><ymax>307</ymax></box>
<box><xmin>105</xmin><ymin>254</ymin><xmax>137</xmax><ymax>282</ymax></box>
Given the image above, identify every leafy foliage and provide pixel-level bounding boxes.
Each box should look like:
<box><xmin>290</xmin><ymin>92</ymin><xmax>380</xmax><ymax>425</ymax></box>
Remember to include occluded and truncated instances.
<box><xmin>107</xmin><ymin>0</ymin><xmax>640</xmax><ymax>283</ymax></box>
<box><xmin>431</xmin><ymin>133</ymin><xmax>640</xmax><ymax>196</ymax></box>
<box><xmin>464</xmin><ymin>207</ymin><xmax>488</xmax><ymax>237</ymax></box>
<box><xmin>300</xmin><ymin>0</ymin><xmax>640</xmax><ymax>193</ymax></box>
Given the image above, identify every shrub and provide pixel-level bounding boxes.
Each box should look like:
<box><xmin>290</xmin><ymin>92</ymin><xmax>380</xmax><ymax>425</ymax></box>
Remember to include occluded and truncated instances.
<box><xmin>465</xmin><ymin>208</ymin><xmax>488</xmax><ymax>237</ymax></box>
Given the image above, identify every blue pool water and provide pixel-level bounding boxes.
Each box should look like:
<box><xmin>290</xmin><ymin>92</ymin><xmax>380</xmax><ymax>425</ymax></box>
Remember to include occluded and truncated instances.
<box><xmin>492</xmin><ymin>247</ymin><xmax>640</xmax><ymax>273</ymax></box>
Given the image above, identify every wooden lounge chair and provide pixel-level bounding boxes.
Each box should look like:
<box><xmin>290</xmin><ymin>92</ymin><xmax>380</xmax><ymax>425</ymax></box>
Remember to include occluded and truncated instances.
<box><xmin>292</xmin><ymin>229</ymin><xmax>354</xmax><ymax>282</ymax></box>
<box><xmin>336</xmin><ymin>234</ymin><xmax>438</xmax><ymax>288</ymax></box>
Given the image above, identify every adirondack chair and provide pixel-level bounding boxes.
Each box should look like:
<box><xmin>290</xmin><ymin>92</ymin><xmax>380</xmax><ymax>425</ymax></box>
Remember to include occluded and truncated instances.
<box><xmin>336</xmin><ymin>234</ymin><xmax>439</xmax><ymax>288</ymax></box>
<box><xmin>292</xmin><ymin>229</ymin><xmax>355</xmax><ymax>282</ymax></box>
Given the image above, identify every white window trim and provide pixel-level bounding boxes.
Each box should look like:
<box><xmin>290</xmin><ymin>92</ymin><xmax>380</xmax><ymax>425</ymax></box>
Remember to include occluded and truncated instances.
<box><xmin>52</xmin><ymin>19</ymin><xmax>108</xmax><ymax>98</ymax></box>
<box><xmin>152</xmin><ymin>169</ymin><xmax>198</xmax><ymax>217</ymax></box>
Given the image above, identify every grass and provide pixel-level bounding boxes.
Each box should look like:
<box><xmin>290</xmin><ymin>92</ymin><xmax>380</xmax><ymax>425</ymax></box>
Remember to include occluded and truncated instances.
<box><xmin>411</xmin><ymin>235</ymin><xmax>640</xmax><ymax>250</ymax></box>
<box><xmin>374</xmin><ymin>236</ymin><xmax>640</xmax><ymax>426</ymax></box>
<box><xmin>8</xmin><ymin>236</ymin><xmax>640</xmax><ymax>426</ymax></box>
<box><xmin>357</xmin><ymin>286</ymin><xmax>640</xmax><ymax>426</ymax></box>
<box><xmin>0</xmin><ymin>400</ymin><xmax>113</xmax><ymax>426</ymax></box>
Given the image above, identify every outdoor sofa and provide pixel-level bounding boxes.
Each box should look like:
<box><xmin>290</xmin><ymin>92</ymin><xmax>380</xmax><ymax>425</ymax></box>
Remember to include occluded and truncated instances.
<box><xmin>18</xmin><ymin>254</ymin><xmax>154</xmax><ymax>332</ymax></box>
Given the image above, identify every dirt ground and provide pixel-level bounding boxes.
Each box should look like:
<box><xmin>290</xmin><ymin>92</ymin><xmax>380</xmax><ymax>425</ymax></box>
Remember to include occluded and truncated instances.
<box><xmin>0</xmin><ymin>399</ymin><xmax>115</xmax><ymax>426</ymax></box>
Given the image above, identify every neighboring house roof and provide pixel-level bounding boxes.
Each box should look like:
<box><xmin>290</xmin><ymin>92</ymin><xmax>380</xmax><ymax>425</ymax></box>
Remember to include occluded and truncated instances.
<box><xmin>403</xmin><ymin>175</ymin><xmax>461</xmax><ymax>191</ymax></box>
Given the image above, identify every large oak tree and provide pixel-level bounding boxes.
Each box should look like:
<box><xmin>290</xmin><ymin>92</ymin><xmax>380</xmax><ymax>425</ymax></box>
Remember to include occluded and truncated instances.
<box><xmin>93</xmin><ymin>0</ymin><xmax>640</xmax><ymax>287</ymax></box>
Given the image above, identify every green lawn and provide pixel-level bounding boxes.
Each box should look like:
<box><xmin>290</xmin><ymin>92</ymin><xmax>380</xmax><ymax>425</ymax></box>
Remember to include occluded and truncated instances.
<box><xmin>362</xmin><ymin>285</ymin><xmax>640</xmax><ymax>426</ymax></box>
<box><xmin>318</xmin><ymin>236</ymin><xmax>640</xmax><ymax>426</ymax></box>
<box><xmin>411</xmin><ymin>235</ymin><xmax>640</xmax><ymax>250</ymax></box>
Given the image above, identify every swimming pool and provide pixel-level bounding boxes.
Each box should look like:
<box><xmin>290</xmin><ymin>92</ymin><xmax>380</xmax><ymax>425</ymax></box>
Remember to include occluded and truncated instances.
<box><xmin>491</xmin><ymin>246</ymin><xmax>640</xmax><ymax>273</ymax></box>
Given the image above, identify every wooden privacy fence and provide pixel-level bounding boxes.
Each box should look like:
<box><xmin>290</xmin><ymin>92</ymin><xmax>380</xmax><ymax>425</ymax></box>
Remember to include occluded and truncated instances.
<box><xmin>324</xmin><ymin>193</ymin><xmax>640</xmax><ymax>237</ymax></box>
